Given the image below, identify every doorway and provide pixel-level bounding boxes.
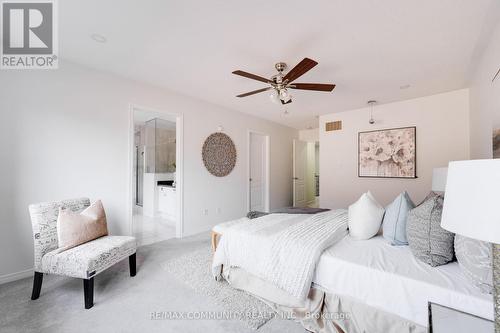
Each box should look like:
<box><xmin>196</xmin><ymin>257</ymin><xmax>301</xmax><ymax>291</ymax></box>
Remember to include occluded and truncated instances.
<box><xmin>248</xmin><ymin>131</ymin><xmax>270</xmax><ymax>213</ymax></box>
<box><xmin>293</xmin><ymin>139</ymin><xmax>319</xmax><ymax>207</ymax></box>
<box><xmin>128</xmin><ymin>106</ymin><xmax>183</xmax><ymax>245</ymax></box>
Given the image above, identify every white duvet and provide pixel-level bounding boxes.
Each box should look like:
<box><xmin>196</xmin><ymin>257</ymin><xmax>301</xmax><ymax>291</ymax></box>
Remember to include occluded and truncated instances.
<box><xmin>212</xmin><ymin>210</ymin><xmax>348</xmax><ymax>303</ymax></box>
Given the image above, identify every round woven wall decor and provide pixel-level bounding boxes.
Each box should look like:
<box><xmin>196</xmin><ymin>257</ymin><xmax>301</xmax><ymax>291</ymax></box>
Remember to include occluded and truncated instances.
<box><xmin>202</xmin><ymin>132</ymin><xmax>237</xmax><ymax>177</ymax></box>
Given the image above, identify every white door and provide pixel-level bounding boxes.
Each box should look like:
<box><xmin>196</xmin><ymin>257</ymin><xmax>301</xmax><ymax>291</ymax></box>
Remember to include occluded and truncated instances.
<box><xmin>249</xmin><ymin>133</ymin><xmax>267</xmax><ymax>212</ymax></box>
<box><xmin>293</xmin><ymin>139</ymin><xmax>307</xmax><ymax>207</ymax></box>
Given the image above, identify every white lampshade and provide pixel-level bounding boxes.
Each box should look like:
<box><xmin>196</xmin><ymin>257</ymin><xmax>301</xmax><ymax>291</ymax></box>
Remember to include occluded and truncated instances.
<box><xmin>441</xmin><ymin>159</ymin><xmax>500</xmax><ymax>244</ymax></box>
<box><xmin>431</xmin><ymin>167</ymin><xmax>448</xmax><ymax>192</ymax></box>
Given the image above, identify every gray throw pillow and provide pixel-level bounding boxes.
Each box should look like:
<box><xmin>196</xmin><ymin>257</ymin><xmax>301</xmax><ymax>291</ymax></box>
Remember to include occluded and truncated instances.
<box><xmin>407</xmin><ymin>192</ymin><xmax>455</xmax><ymax>267</ymax></box>
<box><xmin>247</xmin><ymin>211</ymin><xmax>269</xmax><ymax>219</ymax></box>
<box><xmin>455</xmin><ymin>235</ymin><xmax>493</xmax><ymax>294</ymax></box>
<box><xmin>383</xmin><ymin>191</ymin><xmax>415</xmax><ymax>245</ymax></box>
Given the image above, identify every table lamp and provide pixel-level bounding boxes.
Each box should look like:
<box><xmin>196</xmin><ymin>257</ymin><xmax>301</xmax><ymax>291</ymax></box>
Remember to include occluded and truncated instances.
<box><xmin>441</xmin><ymin>159</ymin><xmax>500</xmax><ymax>332</ymax></box>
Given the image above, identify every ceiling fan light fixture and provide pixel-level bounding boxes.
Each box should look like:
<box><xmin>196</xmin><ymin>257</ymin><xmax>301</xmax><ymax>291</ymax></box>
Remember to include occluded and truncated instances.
<box><xmin>279</xmin><ymin>89</ymin><xmax>292</xmax><ymax>103</ymax></box>
<box><xmin>270</xmin><ymin>89</ymin><xmax>280</xmax><ymax>104</ymax></box>
<box><xmin>232</xmin><ymin>58</ymin><xmax>335</xmax><ymax>104</ymax></box>
<box><xmin>272</xmin><ymin>73</ymin><xmax>284</xmax><ymax>84</ymax></box>
<box><xmin>279</xmin><ymin>88</ymin><xmax>289</xmax><ymax>99</ymax></box>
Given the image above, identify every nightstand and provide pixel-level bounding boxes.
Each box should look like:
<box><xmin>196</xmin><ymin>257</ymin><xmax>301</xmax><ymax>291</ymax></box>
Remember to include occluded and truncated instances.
<box><xmin>428</xmin><ymin>302</ymin><xmax>494</xmax><ymax>333</ymax></box>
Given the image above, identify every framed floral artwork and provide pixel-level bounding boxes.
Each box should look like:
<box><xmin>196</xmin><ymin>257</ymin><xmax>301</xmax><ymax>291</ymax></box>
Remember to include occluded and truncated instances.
<box><xmin>358</xmin><ymin>126</ymin><xmax>416</xmax><ymax>178</ymax></box>
<box><xmin>493</xmin><ymin>128</ymin><xmax>500</xmax><ymax>159</ymax></box>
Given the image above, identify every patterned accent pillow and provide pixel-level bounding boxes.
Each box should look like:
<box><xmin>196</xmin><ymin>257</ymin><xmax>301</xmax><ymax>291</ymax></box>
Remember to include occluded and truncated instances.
<box><xmin>407</xmin><ymin>192</ymin><xmax>455</xmax><ymax>267</ymax></box>
<box><xmin>455</xmin><ymin>235</ymin><xmax>493</xmax><ymax>294</ymax></box>
<box><xmin>247</xmin><ymin>211</ymin><xmax>269</xmax><ymax>219</ymax></box>
<box><xmin>383</xmin><ymin>191</ymin><xmax>415</xmax><ymax>245</ymax></box>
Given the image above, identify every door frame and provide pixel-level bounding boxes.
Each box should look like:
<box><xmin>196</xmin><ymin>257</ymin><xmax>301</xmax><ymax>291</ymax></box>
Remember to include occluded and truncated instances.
<box><xmin>247</xmin><ymin>130</ymin><xmax>270</xmax><ymax>213</ymax></box>
<box><xmin>292</xmin><ymin>139</ymin><xmax>308</xmax><ymax>207</ymax></box>
<box><xmin>127</xmin><ymin>104</ymin><xmax>184</xmax><ymax>238</ymax></box>
<box><xmin>292</xmin><ymin>139</ymin><xmax>297</xmax><ymax>206</ymax></box>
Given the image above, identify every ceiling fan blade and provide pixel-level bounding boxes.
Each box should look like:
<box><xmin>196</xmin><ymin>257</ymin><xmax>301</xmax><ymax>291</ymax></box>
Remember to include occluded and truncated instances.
<box><xmin>283</xmin><ymin>58</ymin><xmax>318</xmax><ymax>83</ymax></box>
<box><xmin>232</xmin><ymin>70</ymin><xmax>272</xmax><ymax>84</ymax></box>
<box><xmin>236</xmin><ymin>87</ymin><xmax>272</xmax><ymax>98</ymax></box>
<box><xmin>288</xmin><ymin>83</ymin><xmax>336</xmax><ymax>92</ymax></box>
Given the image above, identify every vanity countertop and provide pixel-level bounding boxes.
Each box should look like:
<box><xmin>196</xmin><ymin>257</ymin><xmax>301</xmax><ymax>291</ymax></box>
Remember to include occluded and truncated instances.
<box><xmin>157</xmin><ymin>180</ymin><xmax>175</xmax><ymax>188</ymax></box>
<box><xmin>158</xmin><ymin>184</ymin><xmax>176</xmax><ymax>189</ymax></box>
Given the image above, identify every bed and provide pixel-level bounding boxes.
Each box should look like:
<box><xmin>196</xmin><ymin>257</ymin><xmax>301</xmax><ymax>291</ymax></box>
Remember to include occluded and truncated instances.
<box><xmin>212</xmin><ymin>213</ymin><xmax>494</xmax><ymax>333</ymax></box>
<box><xmin>313</xmin><ymin>235</ymin><xmax>493</xmax><ymax>328</ymax></box>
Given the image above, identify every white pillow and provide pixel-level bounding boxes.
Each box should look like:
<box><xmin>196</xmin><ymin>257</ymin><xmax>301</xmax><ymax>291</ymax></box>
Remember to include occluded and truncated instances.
<box><xmin>348</xmin><ymin>191</ymin><xmax>385</xmax><ymax>240</ymax></box>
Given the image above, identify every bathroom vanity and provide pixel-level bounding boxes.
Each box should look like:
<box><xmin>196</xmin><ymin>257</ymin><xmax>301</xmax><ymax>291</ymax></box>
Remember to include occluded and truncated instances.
<box><xmin>157</xmin><ymin>181</ymin><xmax>177</xmax><ymax>221</ymax></box>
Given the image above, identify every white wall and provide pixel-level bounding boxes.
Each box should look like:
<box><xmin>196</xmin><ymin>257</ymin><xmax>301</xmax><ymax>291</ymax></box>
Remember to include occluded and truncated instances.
<box><xmin>299</xmin><ymin>128</ymin><xmax>319</xmax><ymax>142</ymax></box>
<box><xmin>0</xmin><ymin>62</ymin><xmax>297</xmax><ymax>280</ymax></box>
<box><xmin>468</xmin><ymin>19</ymin><xmax>500</xmax><ymax>159</ymax></box>
<box><xmin>319</xmin><ymin>89</ymin><xmax>470</xmax><ymax>209</ymax></box>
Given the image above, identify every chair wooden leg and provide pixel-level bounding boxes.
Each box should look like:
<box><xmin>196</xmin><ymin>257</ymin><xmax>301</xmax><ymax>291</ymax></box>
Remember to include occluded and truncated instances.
<box><xmin>31</xmin><ymin>272</ymin><xmax>43</xmax><ymax>300</ymax></box>
<box><xmin>83</xmin><ymin>277</ymin><xmax>94</xmax><ymax>309</ymax></box>
<box><xmin>129</xmin><ymin>253</ymin><xmax>136</xmax><ymax>277</ymax></box>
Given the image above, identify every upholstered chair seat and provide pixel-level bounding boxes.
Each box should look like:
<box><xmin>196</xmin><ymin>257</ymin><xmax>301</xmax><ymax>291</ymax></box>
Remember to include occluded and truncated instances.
<box><xmin>28</xmin><ymin>197</ymin><xmax>137</xmax><ymax>309</ymax></box>
<box><xmin>41</xmin><ymin>235</ymin><xmax>136</xmax><ymax>279</ymax></box>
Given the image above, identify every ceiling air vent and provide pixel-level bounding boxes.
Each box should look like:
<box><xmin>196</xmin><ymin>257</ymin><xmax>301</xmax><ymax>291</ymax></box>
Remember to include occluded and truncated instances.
<box><xmin>325</xmin><ymin>121</ymin><xmax>342</xmax><ymax>132</ymax></box>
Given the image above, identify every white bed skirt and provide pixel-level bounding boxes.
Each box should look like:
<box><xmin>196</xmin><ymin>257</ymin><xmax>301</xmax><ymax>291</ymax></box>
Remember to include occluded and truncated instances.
<box><xmin>224</xmin><ymin>266</ymin><xmax>426</xmax><ymax>333</ymax></box>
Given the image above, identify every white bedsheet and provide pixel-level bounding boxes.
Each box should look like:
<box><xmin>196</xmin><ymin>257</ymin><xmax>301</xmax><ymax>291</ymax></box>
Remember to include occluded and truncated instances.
<box><xmin>213</xmin><ymin>210</ymin><xmax>348</xmax><ymax>303</ymax></box>
<box><xmin>313</xmin><ymin>235</ymin><xmax>493</xmax><ymax>327</ymax></box>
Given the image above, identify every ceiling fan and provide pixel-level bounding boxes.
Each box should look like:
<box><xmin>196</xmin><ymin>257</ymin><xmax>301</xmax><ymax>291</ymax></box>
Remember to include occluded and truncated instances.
<box><xmin>232</xmin><ymin>58</ymin><xmax>335</xmax><ymax>105</ymax></box>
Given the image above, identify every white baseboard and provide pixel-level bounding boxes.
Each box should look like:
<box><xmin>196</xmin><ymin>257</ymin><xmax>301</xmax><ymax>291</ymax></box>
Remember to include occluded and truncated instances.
<box><xmin>0</xmin><ymin>268</ymin><xmax>33</xmax><ymax>285</ymax></box>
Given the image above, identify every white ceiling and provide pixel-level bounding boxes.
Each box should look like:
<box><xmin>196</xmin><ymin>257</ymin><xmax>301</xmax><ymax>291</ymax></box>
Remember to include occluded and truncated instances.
<box><xmin>59</xmin><ymin>0</ymin><xmax>499</xmax><ymax>129</ymax></box>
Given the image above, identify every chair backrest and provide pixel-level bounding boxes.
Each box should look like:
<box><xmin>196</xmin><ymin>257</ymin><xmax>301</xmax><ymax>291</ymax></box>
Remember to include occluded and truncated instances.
<box><xmin>28</xmin><ymin>198</ymin><xmax>90</xmax><ymax>271</ymax></box>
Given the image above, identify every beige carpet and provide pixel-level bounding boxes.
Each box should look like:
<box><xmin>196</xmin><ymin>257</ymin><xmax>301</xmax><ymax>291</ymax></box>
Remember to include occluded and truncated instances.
<box><xmin>162</xmin><ymin>244</ymin><xmax>275</xmax><ymax>330</ymax></box>
<box><xmin>0</xmin><ymin>233</ymin><xmax>305</xmax><ymax>333</ymax></box>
